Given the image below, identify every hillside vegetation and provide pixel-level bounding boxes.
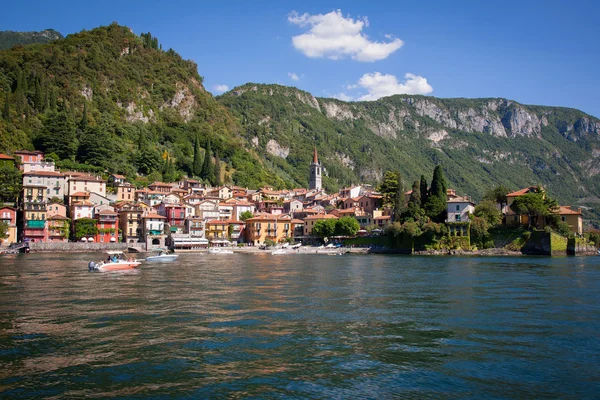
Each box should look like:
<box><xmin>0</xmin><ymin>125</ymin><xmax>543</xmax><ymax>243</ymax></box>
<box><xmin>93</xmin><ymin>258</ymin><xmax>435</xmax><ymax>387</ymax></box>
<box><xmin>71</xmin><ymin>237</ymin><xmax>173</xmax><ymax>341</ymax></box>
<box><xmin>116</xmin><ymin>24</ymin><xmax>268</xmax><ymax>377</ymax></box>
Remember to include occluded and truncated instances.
<box><xmin>0</xmin><ymin>29</ymin><xmax>64</xmax><ymax>50</ymax></box>
<box><xmin>218</xmin><ymin>84</ymin><xmax>600</xmax><ymax>214</ymax></box>
<box><xmin>0</xmin><ymin>24</ymin><xmax>286</xmax><ymax>188</ymax></box>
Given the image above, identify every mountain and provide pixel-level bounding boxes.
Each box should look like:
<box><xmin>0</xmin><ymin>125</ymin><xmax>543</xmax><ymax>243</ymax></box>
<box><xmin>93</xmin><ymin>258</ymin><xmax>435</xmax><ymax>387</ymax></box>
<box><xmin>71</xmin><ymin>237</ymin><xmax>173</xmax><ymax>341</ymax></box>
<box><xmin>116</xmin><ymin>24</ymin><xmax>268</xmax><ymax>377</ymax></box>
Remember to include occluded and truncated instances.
<box><xmin>0</xmin><ymin>29</ymin><xmax>64</xmax><ymax>50</ymax></box>
<box><xmin>218</xmin><ymin>84</ymin><xmax>600</xmax><ymax>219</ymax></box>
<box><xmin>0</xmin><ymin>24</ymin><xmax>286</xmax><ymax>188</ymax></box>
<box><xmin>0</xmin><ymin>24</ymin><xmax>598</xmax><ymax>223</ymax></box>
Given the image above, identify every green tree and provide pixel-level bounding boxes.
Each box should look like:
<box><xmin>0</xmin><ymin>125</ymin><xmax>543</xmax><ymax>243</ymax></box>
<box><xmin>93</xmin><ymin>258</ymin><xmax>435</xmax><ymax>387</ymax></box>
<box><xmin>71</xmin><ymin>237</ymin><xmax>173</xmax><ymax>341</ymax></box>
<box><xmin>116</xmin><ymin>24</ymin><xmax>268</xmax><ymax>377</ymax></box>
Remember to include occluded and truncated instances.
<box><xmin>37</xmin><ymin>110</ymin><xmax>78</xmax><ymax>160</ymax></box>
<box><xmin>73</xmin><ymin>218</ymin><xmax>98</xmax><ymax>240</ymax></box>
<box><xmin>335</xmin><ymin>216</ymin><xmax>360</xmax><ymax>236</ymax></box>
<box><xmin>473</xmin><ymin>200</ymin><xmax>502</xmax><ymax>227</ymax></box>
<box><xmin>201</xmin><ymin>139</ymin><xmax>215</xmax><ymax>184</ymax></box>
<box><xmin>77</xmin><ymin>126</ymin><xmax>114</xmax><ymax>168</ymax></box>
<box><xmin>80</xmin><ymin>101</ymin><xmax>88</xmax><ymax>130</ymax></box>
<box><xmin>378</xmin><ymin>170</ymin><xmax>399</xmax><ymax>206</ymax></box>
<box><xmin>430</xmin><ymin>165</ymin><xmax>447</xmax><ymax>199</ymax></box>
<box><xmin>214</xmin><ymin>150</ymin><xmax>222</xmax><ymax>186</ymax></box>
<box><xmin>393</xmin><ymin>172</ymin><xmax>405</xmax><ymax>222</ymax></box>
<box><xmin>312</xmin><ymin>218</ymin><xmax>337</xmax><ymax>238</ymax></box>
<box><xmin>0</xmin><ymin>165</ymin><xmax>22</xmax><ymax>202</ymax></box>
<box><xmin>510</xmin><ymin>192</ymin><xmax>548</xmax><ymax>229</ymax></box>
<box><xmin>0</xmin><ymin>220</ymin><xmax>8</xmax><ymax>243</ymax></box>
<box><xmin>408</xmin><ymin>180</ymin><xmax>421</xmax><ymax>208</ymax></box>
<box><xmin>2</xmin><ymin>92</ymin><xmax>9</xmax><ymax>120</ymax></box>
<box><xmin>419</xmin><ymin>175</ymin><xmax>428</xmax><ymax>206</ymax></box>
<box><xmin>240</xmin><ymin>211</ymin><xmax>254</xmax><ymax>221</ymax></box>
<box><xmin>192</xmin><ymin>134</ymin><xmax>202</xmax><ymax>177</ymax></box>
<box><xmin>483</xmin><ymin>184</ymin><xmax>511</xmax><ymax>211</ymax></box>
<box><xmin>470</xmin><ymin>216</ymin><xmax>491</xmax><ymax>249</ymax></box>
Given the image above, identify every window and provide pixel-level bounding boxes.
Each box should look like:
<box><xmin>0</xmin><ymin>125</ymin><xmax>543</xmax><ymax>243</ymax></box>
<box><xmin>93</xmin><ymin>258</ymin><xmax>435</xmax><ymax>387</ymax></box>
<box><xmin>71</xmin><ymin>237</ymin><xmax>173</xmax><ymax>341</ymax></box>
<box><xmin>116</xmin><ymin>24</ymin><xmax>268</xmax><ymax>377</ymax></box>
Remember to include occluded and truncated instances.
<box><xmin>561</xmin><ymin>216</ymin><xmax>566</xmax><ymax>222</ymax></box>
<box><xmin>456</xmin><ymin>205</ymin><xmax>460</xmax><ymax>211</ymax></box>
<box><xmin>455</xmin><ymin>215</ymin><xmax>461</xmax><ymax>221</ymax></box>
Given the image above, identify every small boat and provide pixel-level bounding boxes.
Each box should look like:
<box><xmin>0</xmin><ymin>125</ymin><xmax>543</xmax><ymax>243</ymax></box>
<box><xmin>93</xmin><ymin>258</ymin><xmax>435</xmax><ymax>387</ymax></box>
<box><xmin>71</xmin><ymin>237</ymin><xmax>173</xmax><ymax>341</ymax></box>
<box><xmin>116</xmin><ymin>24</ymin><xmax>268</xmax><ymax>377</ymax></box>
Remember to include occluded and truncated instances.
<box><xmin>271</xmin><ymin>249</ymin><xmax>287</xmax><ymax>255</ymax></box>
<box><xmin>208</xmin><ymin>247</ymin><xmax>234</xmax><ymax>254</ymax></box>
<box><xmin>89</xmin><ymin>251</ymin><xmax>141</xmax><ymax>272</ymax></box>
<box><xmin>146</xmin><ymin>249</ymin><xmax>179</xmax><ymax>262</ymax></box>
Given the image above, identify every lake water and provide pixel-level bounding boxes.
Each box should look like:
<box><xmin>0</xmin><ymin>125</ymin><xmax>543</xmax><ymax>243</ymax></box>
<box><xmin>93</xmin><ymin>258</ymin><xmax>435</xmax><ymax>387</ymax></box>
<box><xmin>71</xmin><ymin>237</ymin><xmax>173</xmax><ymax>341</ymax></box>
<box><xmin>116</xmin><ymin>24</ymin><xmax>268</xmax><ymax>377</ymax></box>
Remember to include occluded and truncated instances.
<box><xmin>0</xmin><ymin>253</ymin><xmax>599</xmax><ymax>398</ymax></box>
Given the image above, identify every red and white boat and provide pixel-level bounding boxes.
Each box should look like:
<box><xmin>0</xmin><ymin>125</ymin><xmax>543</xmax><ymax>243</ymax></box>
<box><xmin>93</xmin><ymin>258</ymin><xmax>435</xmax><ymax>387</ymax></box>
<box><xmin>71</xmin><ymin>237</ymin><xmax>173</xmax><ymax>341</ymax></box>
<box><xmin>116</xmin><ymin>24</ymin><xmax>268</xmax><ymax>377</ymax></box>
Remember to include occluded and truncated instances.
<box><xmin>88</xmin><ymin>251</ymin><xmax>141</xmax><ymax>272</ymax></box>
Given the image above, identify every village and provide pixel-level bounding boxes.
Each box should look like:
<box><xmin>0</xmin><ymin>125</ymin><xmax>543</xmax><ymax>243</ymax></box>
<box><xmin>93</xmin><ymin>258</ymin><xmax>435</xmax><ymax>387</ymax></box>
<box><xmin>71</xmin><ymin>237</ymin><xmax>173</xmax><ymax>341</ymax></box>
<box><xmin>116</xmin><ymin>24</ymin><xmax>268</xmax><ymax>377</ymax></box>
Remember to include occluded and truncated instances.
<box><xmin>0</xmin><ymin>147</ymin><xmax>588</xmax><ymax>252</ymax></box>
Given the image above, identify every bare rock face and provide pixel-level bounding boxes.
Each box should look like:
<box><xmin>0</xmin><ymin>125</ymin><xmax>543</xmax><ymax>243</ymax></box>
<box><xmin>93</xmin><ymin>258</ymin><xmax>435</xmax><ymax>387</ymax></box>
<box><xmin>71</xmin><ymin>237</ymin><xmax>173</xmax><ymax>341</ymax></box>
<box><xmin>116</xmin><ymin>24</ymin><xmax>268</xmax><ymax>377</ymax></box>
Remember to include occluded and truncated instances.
<box><xmin>124</xmin><ymin>102</ymin><xmax>150</xmax><ymax>123</ymax></box>
<box><xmin>427</xmin><ymin>129</ymin><xmax>449</xmax><ymax>143</ymax></box>
<box><xmin>411</xmin><ymin>99</ymin><xmax>458</xmax><ymax>129</ymax></box>
<box><xmin>80</xmin><ymin>85</ymin><xmax>93</xmax><ymax>101</ymax></box>
<box><xmin>251</xmin><ymin>136</ymin><xmax>259</xmax><ymax>147</ymax></box>
<box><xmin>456</xmin><ymin>107</ymin><xmax>507</xmax><ymax>137</ymax></box>
<box><xmin>266</xmin><ymin>139</ymin><xmax>289</xmax><ymax>158</ymax></box>
<box><xmin>359</xmin><ymin>167</ymin><xmax>382</xmax><ymax>182</ymax></box>
<box><xmin>322</xmin><ymin>101</ymin><xmax>356</xmax><ymax>120</ymax></box>
<box><xmin>500</xmin><ymin>106</ymin><xmax>542</xmax><ymax>137</ymax></box>
<box><xmin>295</xmin><ymin>92</ymin><xmax>320</xmax><ymax>111</ymax></box>
<box><xmin>161</xmin><ymin>83</ymin><xmax>196</xmax><ymax>122</ymax></box>
<box><xmin>335</xmin><ymin>152</ymin><xmax>355</xmax><ymax>170</ymax></box>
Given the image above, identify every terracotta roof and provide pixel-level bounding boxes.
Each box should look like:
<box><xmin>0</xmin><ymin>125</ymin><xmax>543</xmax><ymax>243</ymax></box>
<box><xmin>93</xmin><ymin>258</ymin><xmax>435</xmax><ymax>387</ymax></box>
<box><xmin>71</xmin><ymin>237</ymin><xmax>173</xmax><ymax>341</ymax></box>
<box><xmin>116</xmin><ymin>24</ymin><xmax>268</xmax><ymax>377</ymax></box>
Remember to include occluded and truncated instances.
<box><xmin>14</xmin><ymin>150</ymin><xmax>43</xmax><ymax>155</ymax></box>
<box><xmin>0</xmin><ymin>154</ymin><xmax>15</xmax><ymax>160</ymax></box>
<box><xmin>206</xmin><ymin>219</ymin><xmax>244</xmax><ymax>225</ymax></box>
<box><xmin>112</xmin><ymin>174</ymin><xmax>126</xmax><ymax>179</ymax></box>
<box><xmin>96</xmin><ymin>210</ymin><xmax>117</xmax><ymax>215</ymax></box>
<box><xmin>149</xmin><ymin>182</ymin><xmax>173</xmax><ymax>187</ymax></box>
<box><xmin>23</xmin><ymin>170</ymin><xmax>64</xmax><ymax>177</ymax></box>
<box><xmin>47</xmin><ymin>215</ymin><xmax>69</xmax><ymax>220</ymax></box>
<box><xmin>144</xmin><ymin>213</ymin><xmax>166</xmax><ymax>219</ymax></box>
<box><xmin>555</xmin><ymin>206</ymin><xmax>582</xmax><ymax>215</ymax></box>
<box><xmin>70</xmin><ymin>192</ymin><xmax>90</xmax><ymax>197</ymax></box>
<box><xmin>373</xmin><ymin>216</ymin><xmax>392</xmax><ymax>220</ymax></box>
<box><xmin>303</xmin><ymin>214</ymin><xmax>338</xmax><ymax>220</ymax></box>
<box><xmin>291</xmin><ymin>219</ymin><xmax>305</xmax><ymax>224</ymax></box>
<box><xmin>507</xmin><ymin>186</ymin><xmax>539</xmax><ymax>197</ymax></box>
<box><xmin>71</xmin><ymin>200</ymin><xmax>94</xmax><ymax>206</ymax></box>
<box><xmin>0</xmin><ymin>206</ymin><xmax>16</xmax><ymax>211</ymax></box>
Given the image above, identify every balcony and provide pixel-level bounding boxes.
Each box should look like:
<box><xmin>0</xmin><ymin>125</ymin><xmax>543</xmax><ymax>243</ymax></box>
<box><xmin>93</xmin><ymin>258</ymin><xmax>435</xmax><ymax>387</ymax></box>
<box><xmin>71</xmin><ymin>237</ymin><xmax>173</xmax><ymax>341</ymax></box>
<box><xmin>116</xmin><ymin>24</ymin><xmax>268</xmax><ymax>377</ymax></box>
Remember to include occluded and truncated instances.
<box><xmin>147</xmin><ymin>230</ymin><xmax>163</xmax><ymax>235</ymax></box>
<box><xmin>26</xmin><ymin>220</ymin><xmax>46</xmax><ymax>228</ymax></box>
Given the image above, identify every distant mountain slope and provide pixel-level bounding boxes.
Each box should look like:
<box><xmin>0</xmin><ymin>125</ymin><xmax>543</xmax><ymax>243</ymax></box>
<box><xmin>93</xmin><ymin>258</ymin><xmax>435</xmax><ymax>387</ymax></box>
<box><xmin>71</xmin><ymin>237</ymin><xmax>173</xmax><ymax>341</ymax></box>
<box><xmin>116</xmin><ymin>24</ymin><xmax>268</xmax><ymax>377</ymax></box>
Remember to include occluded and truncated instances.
<box><xmin>0</xmin><ymin>29</ymin><xmax>63</xmax><ymax>49</ymax></box>
<box><xmin>218</xmin><ymin>84</ymin><xmax>600</xmax><ymax>210</ymax></box>
<box><xmin>0</xmin><ymin>24</ymin><xmax>286</xmax><ymax>188</ymax></box>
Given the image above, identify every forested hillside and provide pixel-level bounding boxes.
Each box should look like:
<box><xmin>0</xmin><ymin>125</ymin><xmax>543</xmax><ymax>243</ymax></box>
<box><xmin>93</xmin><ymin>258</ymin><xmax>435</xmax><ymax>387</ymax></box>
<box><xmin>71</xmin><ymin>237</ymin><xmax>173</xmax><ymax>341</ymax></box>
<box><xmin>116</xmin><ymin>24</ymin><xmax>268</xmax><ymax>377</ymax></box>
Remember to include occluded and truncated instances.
<box><xmin>218</xmin><ymin>84</ymin><xmax>600</xmax><ymax>208</ymax></box>
<box><xmin>0</xmin><ymin>24</ymin><xmax>286</xmax><ymax>188</ymax></box>
<box><xmin>0</xmin><ymin>29</ymin><xmax>63</xmax><ymax>50</ymax></box>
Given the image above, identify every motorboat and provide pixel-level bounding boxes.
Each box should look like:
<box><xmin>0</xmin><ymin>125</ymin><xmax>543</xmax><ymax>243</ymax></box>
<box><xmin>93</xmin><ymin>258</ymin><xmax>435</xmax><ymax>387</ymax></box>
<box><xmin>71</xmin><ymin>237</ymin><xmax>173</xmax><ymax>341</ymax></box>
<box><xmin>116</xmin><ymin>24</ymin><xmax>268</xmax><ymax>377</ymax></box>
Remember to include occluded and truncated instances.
<box><xmin>271</xmin><ymin>249</ymin><xmax>288</xmax><ymax>255</ymax></box>
<box><xmin>146</xmin><ymin>249</ymin><xmax>179</xmax><ymax>262</ymax></box>
<box><xmin>89</xmin><ymin>251</ymin><xmax>141</xmax><ymax>272</ymax></box>
<box><xmin>208</xmin><ymin>247</ymin><xmax>234</xmax><ymax>254</ymax></box>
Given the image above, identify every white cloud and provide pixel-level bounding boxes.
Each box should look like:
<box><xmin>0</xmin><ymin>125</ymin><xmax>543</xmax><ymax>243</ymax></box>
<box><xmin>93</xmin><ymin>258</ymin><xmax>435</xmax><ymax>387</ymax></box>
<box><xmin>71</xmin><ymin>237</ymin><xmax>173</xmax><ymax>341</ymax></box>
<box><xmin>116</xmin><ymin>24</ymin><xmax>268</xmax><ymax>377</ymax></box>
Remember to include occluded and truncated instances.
<box><xmin>288</xmin><ymin>72</ymin><xmax>300</xmax><ymax>81</ymax></box>
<box><xmin>348</xmin><ymin>72</ymin><xmax>433</xmax><ymax>101</ymax></box>
<box><xmin>332</xmin><ymin>92</ymin><xmax>353</xmax><ymax>101</ymax></box>
<box><xmin>288</xmin><ymin>9</ymin><xmax>403</xmax><ymax>62</ymax></box>
<box><xmin>213</xmin><ymin>84</ymin><xmax>229</xmax><ymax>93</ymax></box>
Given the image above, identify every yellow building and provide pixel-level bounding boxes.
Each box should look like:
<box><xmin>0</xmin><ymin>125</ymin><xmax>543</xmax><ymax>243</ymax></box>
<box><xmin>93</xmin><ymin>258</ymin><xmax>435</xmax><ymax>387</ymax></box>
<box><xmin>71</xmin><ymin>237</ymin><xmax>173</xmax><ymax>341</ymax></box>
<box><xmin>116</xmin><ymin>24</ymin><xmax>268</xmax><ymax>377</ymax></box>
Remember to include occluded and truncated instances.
<box><xmin>555</xmin><ymin>206</ymin><xmax>583</xmax><ymax>235</ymax></box>
<box><xmin>245</xmin><ymin>214</ymin><xmax>295</xmax><ymax>245</ymax></box>
<box><xmin>303</xmin><ymin>214</ymin><xmax>338</xmax><ymax>236</ymax></box>
<box><xmin>0</xmin><ymin>207</ymin><xmax>18</xmax><ymax>245</ymax></box>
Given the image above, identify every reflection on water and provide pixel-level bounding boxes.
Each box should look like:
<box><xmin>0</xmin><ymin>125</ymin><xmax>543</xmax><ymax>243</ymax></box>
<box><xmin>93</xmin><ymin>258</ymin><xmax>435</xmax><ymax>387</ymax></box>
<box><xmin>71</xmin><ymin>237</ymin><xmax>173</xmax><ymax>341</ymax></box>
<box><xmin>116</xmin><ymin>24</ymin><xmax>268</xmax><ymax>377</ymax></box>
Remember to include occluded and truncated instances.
<box><xmin>1</xmin><ymin>253</ymin><xmax>599</xmax><ymax>398</ymax></box>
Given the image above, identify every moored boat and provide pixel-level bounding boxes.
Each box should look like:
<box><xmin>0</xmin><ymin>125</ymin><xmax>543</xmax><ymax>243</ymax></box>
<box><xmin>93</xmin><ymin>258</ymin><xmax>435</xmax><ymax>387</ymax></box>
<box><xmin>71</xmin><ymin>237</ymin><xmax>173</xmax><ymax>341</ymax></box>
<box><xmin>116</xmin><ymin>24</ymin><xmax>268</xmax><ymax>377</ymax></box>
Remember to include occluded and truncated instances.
<box><xmin>208</xmin><ymin>247</ymin><xmax>234</xmax><ymax>254</ymax></box>
<box><xmin>89</xmin><ymin>251</ymin><xmax>141</xmax><ymax>272</ymax></box>
<box><xmin>271</xmin><ymin>249</ymin><xmax>288</xmax><ymax>255</ymax></box>
<box><xmin>146</xmin><ymin>249</ymin><xmax>179</xmax><ymax>262</ymax></box>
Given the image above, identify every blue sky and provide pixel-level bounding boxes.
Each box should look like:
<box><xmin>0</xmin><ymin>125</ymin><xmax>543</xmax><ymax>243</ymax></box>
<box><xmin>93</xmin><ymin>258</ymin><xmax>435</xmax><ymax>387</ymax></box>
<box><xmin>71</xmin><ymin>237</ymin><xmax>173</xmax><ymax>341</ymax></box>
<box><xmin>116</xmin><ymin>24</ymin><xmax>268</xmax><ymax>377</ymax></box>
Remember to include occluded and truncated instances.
<box><xmin>3</xmin><ymin>0</ymin><xmax>600</xmax><ymax>117</ymax></box>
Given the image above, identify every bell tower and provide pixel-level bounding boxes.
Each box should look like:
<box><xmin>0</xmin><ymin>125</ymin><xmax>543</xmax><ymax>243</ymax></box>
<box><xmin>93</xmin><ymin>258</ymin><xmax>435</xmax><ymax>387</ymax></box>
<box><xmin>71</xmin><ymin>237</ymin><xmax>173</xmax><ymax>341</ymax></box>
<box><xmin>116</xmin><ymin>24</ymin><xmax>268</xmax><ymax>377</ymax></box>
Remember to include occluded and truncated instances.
<box><xmin>309</xmin><ymin>147</ymin><xmax>322</xmax><ymax>190</ymax></box>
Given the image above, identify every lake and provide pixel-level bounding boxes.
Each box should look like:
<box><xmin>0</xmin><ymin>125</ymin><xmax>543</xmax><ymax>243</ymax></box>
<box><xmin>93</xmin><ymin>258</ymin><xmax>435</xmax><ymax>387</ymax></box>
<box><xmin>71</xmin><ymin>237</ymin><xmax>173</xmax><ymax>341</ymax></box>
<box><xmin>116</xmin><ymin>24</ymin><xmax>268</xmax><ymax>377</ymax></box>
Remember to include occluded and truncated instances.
<box><xmin>1</xmin><ymin>253</ymin><xmax>599</xmax><ymax>398</ymax></box>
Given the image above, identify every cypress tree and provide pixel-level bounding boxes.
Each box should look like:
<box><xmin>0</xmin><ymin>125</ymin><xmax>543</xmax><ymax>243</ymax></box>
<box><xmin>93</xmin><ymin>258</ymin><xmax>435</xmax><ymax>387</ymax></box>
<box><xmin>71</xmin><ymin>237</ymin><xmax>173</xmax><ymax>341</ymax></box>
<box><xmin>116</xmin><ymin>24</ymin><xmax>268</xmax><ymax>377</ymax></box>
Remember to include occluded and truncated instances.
<box><xmin>409</xmin><ymin>180</ymin><xmax>421</xmax><ymax>208</ymax></box>
<box><xmin>430</xmin><ymin>165</ymin><xmax>447</xmax><ymax>200</ymax></box>
<box><xmin>214</xmin><ymin>150</ymin><xmax>222</xmax><ymax>186</ymax></box>
<box><xmin>420</xmin><ymin>175</ymin><xmax>428</xmax><ymax>206</ymax></box>
<box><xmin>2</xmin><ymin>93</ymin><xmax>9</xmax><ymax>120</ymax></box>
<box><xmin>80</xmin><ymin>102</ymin><xmax>88</xmax><ymax>130</ymax></box>
<box><xmin>192</xmin><ymin>134</ymin><xmax>202</xmax><ymax>176</ymax></box>
<box><xmin>201</xmin><ymin>139</ymin><xmax>214</xmax><ymax>184</ymax></box>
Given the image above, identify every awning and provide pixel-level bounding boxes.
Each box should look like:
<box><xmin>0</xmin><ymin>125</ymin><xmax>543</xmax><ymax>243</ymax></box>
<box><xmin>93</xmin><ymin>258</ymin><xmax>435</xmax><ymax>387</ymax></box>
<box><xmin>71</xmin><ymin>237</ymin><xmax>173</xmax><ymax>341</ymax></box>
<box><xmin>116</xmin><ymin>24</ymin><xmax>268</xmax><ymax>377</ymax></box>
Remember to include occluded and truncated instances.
<box><xmin>110</xmin><ymin>237</ymin><xmax>117</xmax><ymax>242</ymax></box>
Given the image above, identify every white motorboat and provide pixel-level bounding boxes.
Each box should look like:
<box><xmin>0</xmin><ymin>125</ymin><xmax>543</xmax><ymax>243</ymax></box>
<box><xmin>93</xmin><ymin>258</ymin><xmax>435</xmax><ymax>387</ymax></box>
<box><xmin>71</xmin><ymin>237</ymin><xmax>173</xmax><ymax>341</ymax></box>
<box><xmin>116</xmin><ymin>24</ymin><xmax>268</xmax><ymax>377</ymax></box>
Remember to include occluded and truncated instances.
<box><xmin>208</xmin><ymin>247</ymin><xmax>234</xmax><ymax>254</ymax></box>
<box><xmin>89</xmin><ymin>251</ymin><xmax>141</xmax><ymax>272</ymax></box>
<box><xmin>271</xmin><ymin>249</ymin><xmax>288</xmax><ymax>255</ymax></box>
<box><xmin>146</xmin><ymin>249</ymin><xmax>179</xmax><ymax>262</ymax></box>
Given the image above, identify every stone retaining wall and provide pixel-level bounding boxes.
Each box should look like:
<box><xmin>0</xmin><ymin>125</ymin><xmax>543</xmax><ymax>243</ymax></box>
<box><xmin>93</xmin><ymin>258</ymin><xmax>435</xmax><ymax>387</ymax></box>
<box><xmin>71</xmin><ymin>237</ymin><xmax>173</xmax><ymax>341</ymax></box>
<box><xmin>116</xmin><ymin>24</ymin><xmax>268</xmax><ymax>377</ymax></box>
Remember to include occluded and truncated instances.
<box><xmin>29</xmin><ymin>242</ymin><xmax>128</xmax><ymax>252</ymax></box>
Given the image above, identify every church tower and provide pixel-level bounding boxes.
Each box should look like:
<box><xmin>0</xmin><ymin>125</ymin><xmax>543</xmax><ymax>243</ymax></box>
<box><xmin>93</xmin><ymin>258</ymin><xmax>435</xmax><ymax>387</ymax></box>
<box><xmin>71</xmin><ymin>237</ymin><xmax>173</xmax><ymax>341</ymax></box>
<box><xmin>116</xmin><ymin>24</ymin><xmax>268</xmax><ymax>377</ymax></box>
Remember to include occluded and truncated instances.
<box><xmin>309</xmin><ymin>147</ymin><xmax>322</xmax><ymax>190</ymax></box>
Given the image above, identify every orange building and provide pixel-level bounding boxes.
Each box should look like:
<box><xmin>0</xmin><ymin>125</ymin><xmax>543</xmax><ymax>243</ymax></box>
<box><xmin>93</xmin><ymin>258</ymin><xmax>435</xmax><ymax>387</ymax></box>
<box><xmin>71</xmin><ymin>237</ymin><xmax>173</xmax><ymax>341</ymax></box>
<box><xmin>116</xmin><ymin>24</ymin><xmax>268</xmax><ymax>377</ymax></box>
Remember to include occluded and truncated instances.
<box><xmin>245</xmin><ymin>214</ymin><xmax>295</xmax><ymax>245</ymax></box>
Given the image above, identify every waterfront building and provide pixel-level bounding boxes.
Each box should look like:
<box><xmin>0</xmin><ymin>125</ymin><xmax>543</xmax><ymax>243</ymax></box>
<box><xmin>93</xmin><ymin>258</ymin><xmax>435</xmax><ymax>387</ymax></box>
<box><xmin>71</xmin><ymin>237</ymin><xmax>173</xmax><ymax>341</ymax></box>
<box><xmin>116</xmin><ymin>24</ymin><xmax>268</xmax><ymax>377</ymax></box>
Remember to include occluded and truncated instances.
<box><xmin>245</xmin><ymin>214</ymin><xmax>295</xmax><ymax>245</ymax></box>
<box><xmin>446</xmin><ymin>196</ymin><xmax>476</xmax><ymax>223</ymax></box>
<box><xmin>21</xmin><ymin>185</ymin><xmax>48</xmax><ymax>242</ymax></box>
<box><xmin>95</xmin><ymin>210</ymin><xmax>119</xmax><ymax>243</ymax></box>
<box><xmin>0</xmin><ymin>207</ymin><xmax>18</xmax><ymax>245</ymax></box>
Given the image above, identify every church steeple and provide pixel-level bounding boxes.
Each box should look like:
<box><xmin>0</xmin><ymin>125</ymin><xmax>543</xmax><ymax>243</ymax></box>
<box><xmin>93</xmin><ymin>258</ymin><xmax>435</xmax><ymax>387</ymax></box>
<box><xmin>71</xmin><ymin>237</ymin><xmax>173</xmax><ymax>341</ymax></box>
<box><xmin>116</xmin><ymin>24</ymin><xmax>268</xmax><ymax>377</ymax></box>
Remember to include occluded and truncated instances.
<box><xmin>309</xmin><ymin>146</ymin><xmax>322</xmax><ymax>190</ymax></box>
